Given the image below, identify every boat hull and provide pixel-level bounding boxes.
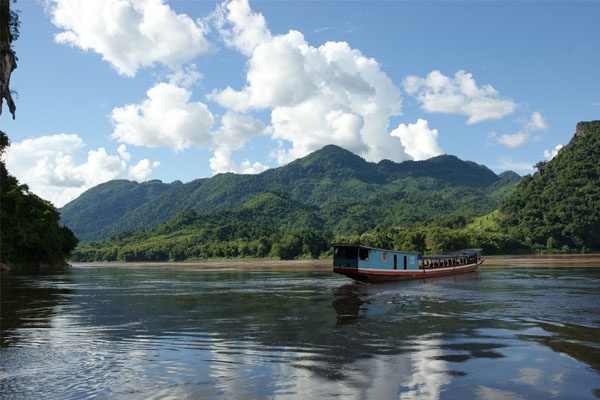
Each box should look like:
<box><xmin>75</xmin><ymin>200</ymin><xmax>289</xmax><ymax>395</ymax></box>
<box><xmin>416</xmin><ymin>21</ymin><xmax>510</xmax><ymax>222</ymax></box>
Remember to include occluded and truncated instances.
<box><xmin>333</xmin><ymin>261</ymin><xmax>483</xmax><ymax>283</ymax></box>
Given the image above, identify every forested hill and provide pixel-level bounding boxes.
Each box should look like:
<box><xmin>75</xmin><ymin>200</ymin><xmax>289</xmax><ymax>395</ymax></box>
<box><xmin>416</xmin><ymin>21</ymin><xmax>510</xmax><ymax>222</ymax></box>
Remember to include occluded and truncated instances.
<box><xmin>500</xmin><ymin>120</ymin><xmax>600</xmax><ymax>252</ymax></box>
<box><xmin>1</xmin><ymin>132</ymin><xmax>78</xmax><ymax>269</ymax></box>
<box><xmin>61</xmin><ymin>145</ymin><xmax>518</xmax><ymax>244</ymax></box>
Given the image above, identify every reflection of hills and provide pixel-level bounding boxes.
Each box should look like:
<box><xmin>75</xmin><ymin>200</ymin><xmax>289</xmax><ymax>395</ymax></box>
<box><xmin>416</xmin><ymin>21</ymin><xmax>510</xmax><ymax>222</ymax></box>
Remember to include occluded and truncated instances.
<box><xmin>0</xmin><ymin>270</ymin><xmax>74</xmax><ymax>347</ymax></box>
<box><xmin>527</xmin><ymin>321</ymin><xmax>600</xmax><ymax>375</ymax></box>
<box><xmin>21</xmin><ymin>271</ymin><xmax>491</xmax><ymax>359</ymax></box>
<box><xmin>4</xmin><ymin>266</ymin><xmax>599</xmax><ymax>399</ymax></box>
<box><xmin>24</xmin><ymin>268</ymin><xmax>495</xmax><ymax>374</ymax></box>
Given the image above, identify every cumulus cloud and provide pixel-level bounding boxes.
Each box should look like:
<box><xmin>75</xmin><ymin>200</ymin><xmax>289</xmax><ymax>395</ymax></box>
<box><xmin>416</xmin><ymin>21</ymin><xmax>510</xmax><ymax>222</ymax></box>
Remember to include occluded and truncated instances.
<box><xmin>210</xmin><ymin>111</ymin><xmax>268</xmax><ymax>173</ymax></box>
<box><xmin>212</xmin><ymin>0</ymin><xmax>271</xmax><ymax>56</ymax></box>
<box><xmin>390</xmin><ymin>119</ymin><xmax>443</xmax><ymax>161</ymax></box>
<box><xmin>210</xmin><ymin>148</ymin><xmax>269</xmax><ymax>175</ymax></box>
<box><xmin>211</xmin><ymin>2</ymin><xmax>414</xmax><ymax>165</ymax></box>
<box><xmin>211</xmin><ymin>30</ymin><xmax>317</xmax><ymax>111</ymax></box>
<box><xmin>544</xmin><ymin>144</ymin><xmax>563</xmax><ymax>160</ymax></box>
<box><xmin>47</xmin><ymin>0</ymin><xmax>210</xmax><ymax>76</ymax></box>
<box><xmin>128</xmin><ymin>158</ymin><xmax>161</xmax><ymax>180</ymax></box>
<box><xmin>110</xmin><ymin>82</ymin><xmax>214</xmax><ymax>151</ymax></box>
<box><xmin>403</xmin><ymin>70</ymin><xmax>517</xmax><ymax>124</ymax></box>
<box><xmin>47</xmin><ymin>0</ymin><xmax>443</xmax><ymax>182</ymax></box>
<box><xmin>4</xmin><ymin>134</ymin><xmax>159</xmax><ymax>207</ymax></box>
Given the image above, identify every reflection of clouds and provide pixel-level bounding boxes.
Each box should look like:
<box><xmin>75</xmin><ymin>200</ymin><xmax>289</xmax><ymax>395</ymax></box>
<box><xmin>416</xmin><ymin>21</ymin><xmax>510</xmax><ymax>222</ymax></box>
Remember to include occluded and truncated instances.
<box><xmin>511</xmin><ymin>367</ymin><xmax>564</xmax><ymax>398</ymax></box>
<box><xmin>8</xmin><ymin>267</ymin><xmax>599</xmax><ymax>399</ymax></box>
<box><xmin>476</xmin><ymin>386</ymin><xmax>525</xmax><ymax>400</ymax></box>
<box><xmin>399</xmin><ymin>336</ymin><xmax>450</xmax><ymax>400</ymax></box>
<box><xmin>205</xmin><ymin>340</ymin><xmax>414</xmax><ymax>399</ymax></box>
<box><xmin>293</xmin><ymin>355</ymin><xmax>414</xmax><ymax>399</ymax></box>
<box><xmin>513</xmin><ymin>367</ymin><xmax>544</xmax><ymax>386</ymax></box>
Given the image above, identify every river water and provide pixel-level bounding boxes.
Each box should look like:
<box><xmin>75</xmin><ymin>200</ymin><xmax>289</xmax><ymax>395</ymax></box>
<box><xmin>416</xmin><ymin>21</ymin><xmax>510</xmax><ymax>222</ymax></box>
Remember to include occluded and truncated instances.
<box><xmin>1</xmin><ymin>258</ymin><xmax>599</xmax><ymax>399</ymax></box>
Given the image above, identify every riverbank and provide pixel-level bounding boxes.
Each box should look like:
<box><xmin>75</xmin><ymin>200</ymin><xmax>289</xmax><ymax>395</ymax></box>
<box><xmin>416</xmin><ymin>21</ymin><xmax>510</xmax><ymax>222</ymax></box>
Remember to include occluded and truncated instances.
<box><xmin>72</xmin><ymin>258</ymin><xmax>332</xmax><ymax>271</ymax></box>
<box><xmin>482</xmin><ymin>254</ymin><xmax>600</xmax><ymax>268</ymax></box>
<box><xmin>70</xmin><ymin>254</ymin><xmax>600</xmax><ymax>271</ymax></box>
<box><xmin>1</xmin><ymin>261</ymin><xmax>70</xmax><ymax>272</ymax></box>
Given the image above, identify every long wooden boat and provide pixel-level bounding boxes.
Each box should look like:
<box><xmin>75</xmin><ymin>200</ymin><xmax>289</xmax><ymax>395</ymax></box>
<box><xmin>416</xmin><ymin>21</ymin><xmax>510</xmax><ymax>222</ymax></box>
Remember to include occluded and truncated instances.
<box><xmin>332</xmin><ymin>244</ymin><xmax>483</xmax><ymax>283</ymax></box>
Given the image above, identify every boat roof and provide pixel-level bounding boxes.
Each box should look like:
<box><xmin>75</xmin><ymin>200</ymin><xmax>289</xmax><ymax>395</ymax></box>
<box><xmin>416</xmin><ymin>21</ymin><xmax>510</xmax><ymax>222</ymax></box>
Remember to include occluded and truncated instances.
<box><xmin>331</xmin><ymin>244</ymin><xmax>421</xmax><ymax>254</ymax></box>
<box><xmin>332</xmin><ymin>244</ymin><xmax>482</xmax><ymax>258</ymax></box>
<box><xmin>424</xmin><ymin>248</ymin><xmax>483</xmax><ymax>259</ymax></box>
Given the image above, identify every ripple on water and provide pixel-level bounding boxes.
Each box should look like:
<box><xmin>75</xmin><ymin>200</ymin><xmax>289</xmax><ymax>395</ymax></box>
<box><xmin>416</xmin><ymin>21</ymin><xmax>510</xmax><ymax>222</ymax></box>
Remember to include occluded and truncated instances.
<box><xmin>1</xmin><ymin>266</ymin><xmax>599</xmax><ymax>399</ymax></box>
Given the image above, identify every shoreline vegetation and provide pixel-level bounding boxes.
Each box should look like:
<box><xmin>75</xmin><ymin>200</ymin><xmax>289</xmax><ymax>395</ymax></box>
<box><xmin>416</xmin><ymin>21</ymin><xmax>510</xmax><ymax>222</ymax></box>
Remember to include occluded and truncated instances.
<box><xmin>66</xmin><ymin>253</ymin><xmax>600</xmax><ymax>271</ymax></box>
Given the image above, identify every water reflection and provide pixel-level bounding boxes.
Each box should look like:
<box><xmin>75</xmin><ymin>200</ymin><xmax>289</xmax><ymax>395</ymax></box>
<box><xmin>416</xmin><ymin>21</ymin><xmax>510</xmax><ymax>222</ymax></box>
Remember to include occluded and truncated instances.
<box><xmin>0</xmin><ymin>269</ymin><xmax>74</xmax><ymax>347</ymax></box>
<box><xmin>400</xmin><ymin>336</ymin><xmax>450</xmax><ymax>400</ymax></box>
<box><xmin>1</xmin><ymin>265</ymin><xmax>599</xmax><ymax>399</ymax></box>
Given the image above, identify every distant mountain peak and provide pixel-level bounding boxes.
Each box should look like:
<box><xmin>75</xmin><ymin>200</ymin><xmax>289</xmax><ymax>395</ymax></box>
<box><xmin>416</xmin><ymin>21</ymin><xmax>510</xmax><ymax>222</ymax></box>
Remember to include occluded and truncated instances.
<box><xmin>298</xmin><ymin>144</ymin><xmax>369</xmax><ymax>166</ymax></box>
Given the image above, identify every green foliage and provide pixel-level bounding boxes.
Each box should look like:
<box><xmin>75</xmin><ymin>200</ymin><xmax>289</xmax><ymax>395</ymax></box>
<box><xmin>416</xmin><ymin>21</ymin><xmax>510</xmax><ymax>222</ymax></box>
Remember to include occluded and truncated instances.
<box><xmin>68</xmin><ymin>145</ymin><xmax>527</xmax><ymax>262</ymax></box>
<box><xmin>63</xmin><ymin>145</ymin><xmax>516</xmax><ymax>245</ymax></box>
<box><xmin>500</xmin><ymin>121</ymin><xmax>600</xmax><ymax>252</ymax></box>
<box><xmin>70</xmin><ymin>121</ymin><xmax>600</xmax><ymax>261</ymax></box>
<box><xmin>1</xmin><ymin>131</ymin><xmax>78</xmax><ymax>268</ymax></box>
<box><xmin>69</xmin><ymin>144</ymin><xmax>529</xmax><ymax>262</ymax></box>
<box><xmin>332</xmin><ymin>224</ymin><xmax>527</xmax><ymax>256</ymax></box>
<box><xmin>72</xmin><ymin>191</ymin><xmax>330</xmax><ymax>262</ymax></box>
<box><xmin>59</xmin><ymin>179</ymin><xmax>175</xmax><ymax>242</ymax></box>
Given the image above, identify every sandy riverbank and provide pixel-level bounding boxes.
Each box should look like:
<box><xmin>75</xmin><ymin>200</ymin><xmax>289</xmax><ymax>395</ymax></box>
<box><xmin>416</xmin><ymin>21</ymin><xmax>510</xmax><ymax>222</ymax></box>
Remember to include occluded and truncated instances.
<box><xmin>71</xmin><ymin>254</ymin><xmax>600</xmax><ymax>271</ymax></box>
<box><xmin>72</xmin><ymin>258</ymin><xmax>332</xmax><ymax>271</ymax></box>
<box><xmin>482</xmin><ymin>254</ymin><xmax>600</xmax><ymax>268</ymax></box>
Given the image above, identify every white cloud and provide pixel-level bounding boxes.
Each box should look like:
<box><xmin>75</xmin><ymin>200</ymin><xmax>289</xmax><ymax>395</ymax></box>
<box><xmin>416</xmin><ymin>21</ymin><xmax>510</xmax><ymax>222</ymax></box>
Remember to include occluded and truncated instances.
<box><xmin>4</xmin><ymin>135</ymin><xmax>159</xmax><ymax>207</ymax></box>
<box><xmin>209</xmin><ymin>111</ymin><xmax>268</xmax><ymax>174</ymax></box>
<box><xmin>211</xmin><ymin>30</ymin><xmax>316</xmax><ymax>111</ymax></box>
<box><xmin>110</xmin><ymin>82</ymin><xmax>214</xmax><ymax>151</ymax></box>
<box><xmin>128</xmin><ymin>158</ymin><xmax>161</xmax><ymax>181</ymax></box>
<box><xmin>544</xmin><ymin>144</ymin><xmax>563</xmax><ymax>160</ymax></box>
<box><xmin>210</xmin><ymin>148</ymin><xmax>268</xmax><ymax>175</ymax></box>
<box><xmin>526</xmin><ymin>111</ymin><xmax>548</xmax><ymax>131</ymax></box>
<box><xmin>117</xmin><ymin>144</ymin><xmax>131</xmax><ymax>161</ymax></box>
<box><xmin>168</xmin><ymin>64</ymin><xmax>203</xmax><ymax>88</ymax></box>
<box><xmin>497</xmin><ymin>131</ymin><xmax>529</xmax><ymax>148</ymax></box>
<box><xmin>212</xmin><ymin>111</ymin><xmax>266</xmax><ymax>149</ymax></box>
<box><xmin>211</xmin><ymin>10</ymin><xmax>410</xmax><ymax>165</ymax></box>
<box><xmin>47</xmin><ymin>0</ymin><xmax>210</xmax><ymax>77</ymax></box>
<box><xmin>403</xmin><ymin>70</ymin><xmax>517</xmax><ymax>124</ymax></box>
<box><xmin>212</xmin><ymin>0</ymin><xmax>271</xmax><ymax>56</ymax></box>
<box><xmin>390</xmin><ymin>119</ymin><xmax>443</xmax><ymax>161</ymax></box>
<box><xmin>270</xmin><ymin>97</ymin><xmax>368</xmax><ymax>163</ymax></box>
<box><xmin>496</xmin><ymin>111</ymin><xmax>548</xmax><ymax>148</ymax></box>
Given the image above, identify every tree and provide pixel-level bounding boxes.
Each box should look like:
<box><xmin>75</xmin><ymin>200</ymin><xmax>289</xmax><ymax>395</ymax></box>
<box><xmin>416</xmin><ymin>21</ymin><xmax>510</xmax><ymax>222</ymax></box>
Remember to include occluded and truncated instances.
<box><xmin>500</xmin><ymin>121</ymin><xmax>600</xmax><ymax>252</ymax></box>
<box><xmin>0</xmin><ymin>4</ymin><xmax>79</xmax><ymax>269</ymax></box>
<box><xmin>1</xmin><ymin>131</ymin><xmax>79</xmax><ymax>268</ymax></box>
<box><xmin>0</xmin><ymin>0</ymin><xmax>18</xmax><ymax>119</ymax></box>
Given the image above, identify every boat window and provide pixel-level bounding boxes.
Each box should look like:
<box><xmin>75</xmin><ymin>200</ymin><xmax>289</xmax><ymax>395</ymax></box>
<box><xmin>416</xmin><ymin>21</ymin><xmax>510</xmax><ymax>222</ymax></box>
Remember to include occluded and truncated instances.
<box><xmin>335</xmin><ymin>246</ymin><xmax>358</xmax><ymax>259</ymax></box>
<box><xmin>359</xmin><ymin>248</ymin><xmax>369</xmax><ymax>261</ymax></box>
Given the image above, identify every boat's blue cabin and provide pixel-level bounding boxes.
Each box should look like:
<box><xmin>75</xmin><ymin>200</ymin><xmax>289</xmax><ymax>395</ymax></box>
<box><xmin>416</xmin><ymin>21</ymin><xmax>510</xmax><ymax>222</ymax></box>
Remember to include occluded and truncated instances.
<box><xmin>333</xmin><ymin>245</ymin><xmax>420</xmax><ymax>271</ymax></box>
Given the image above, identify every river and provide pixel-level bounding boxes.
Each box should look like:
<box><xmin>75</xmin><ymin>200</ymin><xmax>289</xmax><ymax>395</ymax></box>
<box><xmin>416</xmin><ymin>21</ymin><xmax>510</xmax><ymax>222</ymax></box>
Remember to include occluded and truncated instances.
<box><xmin>1</xmin><ymin>256</ymin><xmax>599</xmax><ymax>399</ymax></box>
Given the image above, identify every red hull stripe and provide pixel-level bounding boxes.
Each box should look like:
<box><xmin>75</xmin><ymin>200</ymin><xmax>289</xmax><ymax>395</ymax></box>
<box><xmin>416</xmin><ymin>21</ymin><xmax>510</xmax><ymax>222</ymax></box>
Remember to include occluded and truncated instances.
<box><xmin>333</xmin><ymin>261</ymin><xmax>483</xmax><ymax>283</ymax></box>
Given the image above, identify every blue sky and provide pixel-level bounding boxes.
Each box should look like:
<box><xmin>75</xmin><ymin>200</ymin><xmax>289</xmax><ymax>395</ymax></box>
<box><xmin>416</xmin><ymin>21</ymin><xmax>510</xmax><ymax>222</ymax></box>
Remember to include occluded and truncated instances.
<box><xmin>2</xmin><ymin>0</ymin><xmax>599</xmax><ymax>207</ymax></box>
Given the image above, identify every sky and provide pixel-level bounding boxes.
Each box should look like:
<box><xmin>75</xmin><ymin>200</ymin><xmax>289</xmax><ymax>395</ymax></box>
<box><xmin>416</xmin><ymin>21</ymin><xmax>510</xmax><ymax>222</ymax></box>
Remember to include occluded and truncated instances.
<box><xmin>1</xmin><ymin>0</ymin><xmax>599</xmax><ymax>207</ymax></box>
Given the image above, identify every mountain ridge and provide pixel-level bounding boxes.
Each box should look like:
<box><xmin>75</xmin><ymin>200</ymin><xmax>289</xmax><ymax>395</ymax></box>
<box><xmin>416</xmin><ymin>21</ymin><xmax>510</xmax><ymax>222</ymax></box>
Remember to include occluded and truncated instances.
<box><xmin>60</xmin><ymin>145</ymin><xmax>518</xmax><ymax>243</ymax></box>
